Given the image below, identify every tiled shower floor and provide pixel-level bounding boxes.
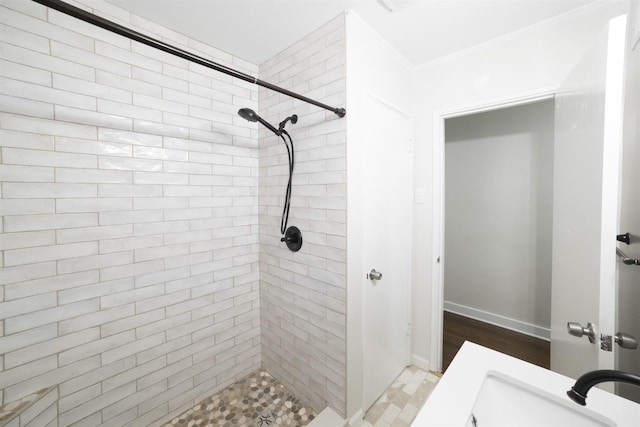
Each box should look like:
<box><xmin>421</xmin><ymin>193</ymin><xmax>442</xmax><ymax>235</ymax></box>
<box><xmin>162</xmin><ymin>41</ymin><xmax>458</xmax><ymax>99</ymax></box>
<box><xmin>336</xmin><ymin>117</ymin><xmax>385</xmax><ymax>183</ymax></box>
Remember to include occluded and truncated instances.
<box><xmin>163</xmin><ymin>366</ymin><xmax>439</xmax><ymax>427</ymax></box>
<box><xmin>161</xmin><ymin>370</ymin><xmax>316</xmax><ymax>426</ymax></box>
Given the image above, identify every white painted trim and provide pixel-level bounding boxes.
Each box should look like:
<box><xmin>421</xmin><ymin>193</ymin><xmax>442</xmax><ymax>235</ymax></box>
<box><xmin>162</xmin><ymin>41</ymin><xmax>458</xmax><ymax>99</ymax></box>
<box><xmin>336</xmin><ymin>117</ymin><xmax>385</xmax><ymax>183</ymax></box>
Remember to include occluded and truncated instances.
<box><xmin>366</xmin><ymin>93</ymin><xmax>412</xmax><ymax>119</ymax></box>
<box><xmin>347</xmin><ymin>409</ymin><xmax>364</xmax><ymax>427</ymax></box>
<box><xmin>444</xmin><ymin>301</ymin><xmax>551</xmax><ymax>341</ymax></box>
<box><xmin>410</xmin><ymin>353</ymin><xmax>430</xmax><ymax>372</ymax></box>
<box><xmin>597</xmin><ymin>14</ymin><xmax>626</xmax><ymax>371</ymax></box>
<box><xmin>308</xmin><ymin>407</ymin><xmax>348</xmax><ymax>427</ymax></box>
<box><xmin>436</xmin><ymin>88</ymin><xmax>557</xmax><ymax>119</ymax></box>
<box><xmin>430</xmin><ymin>88</ymin><xmax>557</xmax><ymax>372</ymax></box>
<box><xmin>429</xmin><ymin>111</ymin><xmax>445</xmax><ymax>373</ymax></box>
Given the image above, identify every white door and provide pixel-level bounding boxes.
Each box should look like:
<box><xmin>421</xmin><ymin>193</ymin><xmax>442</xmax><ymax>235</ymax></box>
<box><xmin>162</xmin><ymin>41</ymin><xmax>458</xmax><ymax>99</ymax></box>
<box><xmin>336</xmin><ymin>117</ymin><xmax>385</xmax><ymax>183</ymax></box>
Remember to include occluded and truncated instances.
<box><xmin>550</xmin><ymin>15</ymin><xmax>627</xmax><ymax>378</ymax></box>
<box><xmin>362</xmin><ymin>95</ymin><xmax>412</xmax><ymax>411</ymax></box>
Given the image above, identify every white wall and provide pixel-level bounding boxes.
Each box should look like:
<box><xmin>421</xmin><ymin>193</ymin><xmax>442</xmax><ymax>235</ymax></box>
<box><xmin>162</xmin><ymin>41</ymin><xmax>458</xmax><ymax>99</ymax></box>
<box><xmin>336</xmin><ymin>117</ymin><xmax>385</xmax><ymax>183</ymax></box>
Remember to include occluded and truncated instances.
<box><xmin>617</xmin><ymin>0</ymin><xmax>640</xmax><ymax>403</ymax></box>
<box><xmin>444</xmin><ymin>100</ymin><xmax>554</xmax><ymax>337</ymax></box>
<box><xmin>258</xmin><ymin>14</ymin><xmax>348</xmax><ymax>416</ymax></box>
<box><xmin>345</xmin><ymin>12</ymin><xmax>413</xmax><ymax>423</ymax></box>
<box><xmin>0</xmin><ymin>1</ymin><xmax>261</xmax><ymax>425</ymax></box>
<box><xmin>411</xmin><ymin>0</ymin><xmax>628</xmax><ymax>369</ymax></box>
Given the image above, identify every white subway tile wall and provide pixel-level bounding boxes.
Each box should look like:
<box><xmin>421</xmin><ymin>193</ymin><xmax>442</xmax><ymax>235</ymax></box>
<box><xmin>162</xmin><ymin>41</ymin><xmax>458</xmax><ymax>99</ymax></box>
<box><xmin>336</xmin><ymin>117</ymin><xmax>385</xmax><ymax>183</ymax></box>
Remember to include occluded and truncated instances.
<box><xmin>1</xmin><ymin>0</ymin><xmax>263</xmax><ymax>425</ymax></box>
<box><xmin>258</xmin><ymin>14</ymin><xmax>347</xmax><ymax>416</ymax></box>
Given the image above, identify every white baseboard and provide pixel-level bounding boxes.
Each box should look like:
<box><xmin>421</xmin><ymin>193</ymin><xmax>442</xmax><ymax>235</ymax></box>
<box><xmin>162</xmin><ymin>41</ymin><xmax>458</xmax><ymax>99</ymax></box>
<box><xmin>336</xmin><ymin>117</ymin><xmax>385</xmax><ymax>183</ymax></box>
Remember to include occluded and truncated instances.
<box><xmin>309</xmin><ymin>407</ymin><xmax>348</xmax><ymax>427</ymax></box>
<box><xmin>347</xmin><ymin>409</ymin><xmax>364</xmax><ymax>427</ymax></box>
<box><xmin>444</xmin><ymin>301</ymin><xmax>550</xmax><ymax>341</ymax></box>
<box><xmin>410</xmin><ymin>354</ymin><xmax>430</xmax><ymax>371</ymax></box>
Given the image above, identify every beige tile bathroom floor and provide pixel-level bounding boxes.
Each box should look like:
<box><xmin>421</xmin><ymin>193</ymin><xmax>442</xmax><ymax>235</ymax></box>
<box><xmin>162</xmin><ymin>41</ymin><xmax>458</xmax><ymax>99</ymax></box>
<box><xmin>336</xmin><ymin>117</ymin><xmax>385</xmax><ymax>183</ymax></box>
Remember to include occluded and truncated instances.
<box><xmin>361</xmin><ymin>367</ymin><xmax>440</xmax><ymax>427</ymax></box>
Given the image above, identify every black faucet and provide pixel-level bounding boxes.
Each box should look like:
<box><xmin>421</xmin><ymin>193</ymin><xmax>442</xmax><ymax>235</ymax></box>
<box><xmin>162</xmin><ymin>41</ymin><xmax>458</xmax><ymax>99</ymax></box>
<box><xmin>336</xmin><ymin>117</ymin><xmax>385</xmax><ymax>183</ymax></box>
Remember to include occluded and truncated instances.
<box><xmin>567</xmin><ymin>370</ymin><xmax>640</xmax><ymax>405</ymax></box>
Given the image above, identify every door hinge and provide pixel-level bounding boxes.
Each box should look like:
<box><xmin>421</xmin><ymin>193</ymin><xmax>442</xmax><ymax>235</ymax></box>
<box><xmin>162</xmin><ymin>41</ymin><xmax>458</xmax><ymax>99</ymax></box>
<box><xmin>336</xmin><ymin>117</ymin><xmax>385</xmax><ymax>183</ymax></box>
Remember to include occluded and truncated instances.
<box><xmin>407</xmin><ymin>322</ymin><xmax>412</xmax><ymax>337</ymax></box>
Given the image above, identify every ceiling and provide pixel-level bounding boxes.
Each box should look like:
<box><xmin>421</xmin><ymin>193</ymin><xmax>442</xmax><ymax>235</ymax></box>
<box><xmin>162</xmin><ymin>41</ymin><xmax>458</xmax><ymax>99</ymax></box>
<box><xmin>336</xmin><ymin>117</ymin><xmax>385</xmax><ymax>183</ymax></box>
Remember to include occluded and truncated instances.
<box><xmin>106</xmin><ymin>0</ymin><xmax>598</xmax><ymax>66</ymax></box>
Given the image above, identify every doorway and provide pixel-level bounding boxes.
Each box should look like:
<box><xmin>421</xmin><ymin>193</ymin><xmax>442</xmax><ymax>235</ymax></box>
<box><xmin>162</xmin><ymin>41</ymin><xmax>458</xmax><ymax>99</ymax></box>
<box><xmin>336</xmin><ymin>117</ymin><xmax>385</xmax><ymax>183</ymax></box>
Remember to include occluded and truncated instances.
<box><xmin>441</xmin><ymin>99</ymin><xmax>555</xmax><ymax>370</ymax></box>
<box><xmin>430</xmin><ymin>15</ymin><xmax>627</xmax><ymax>382</ymax></box>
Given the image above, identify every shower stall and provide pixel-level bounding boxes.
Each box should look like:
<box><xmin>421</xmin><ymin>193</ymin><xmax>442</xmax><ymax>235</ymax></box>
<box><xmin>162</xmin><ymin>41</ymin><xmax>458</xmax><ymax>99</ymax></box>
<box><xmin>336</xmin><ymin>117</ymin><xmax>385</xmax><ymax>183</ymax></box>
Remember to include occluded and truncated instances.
<box><xmin>0</xmin><ymin>0</ymin><xmax>347</xmax><ymax>424</ymax></box>
<box><xmin>0</xmin><ymin>0</ymin><xmax>418</xmax><ymax>424</ymax></box>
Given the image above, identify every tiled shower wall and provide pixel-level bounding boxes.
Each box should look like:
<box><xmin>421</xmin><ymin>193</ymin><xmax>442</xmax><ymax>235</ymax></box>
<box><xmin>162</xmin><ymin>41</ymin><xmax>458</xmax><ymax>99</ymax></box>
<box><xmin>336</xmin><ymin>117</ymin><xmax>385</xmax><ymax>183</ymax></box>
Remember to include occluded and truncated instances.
<box><xmin>258</xmin><ymin>15</ymin><xmax>347</xmax><ymax>416</ymax></box>
<box><xmin>0</xmin><ymin>1</ymin><xmax>262</xmax><ymax>425</ymax></box>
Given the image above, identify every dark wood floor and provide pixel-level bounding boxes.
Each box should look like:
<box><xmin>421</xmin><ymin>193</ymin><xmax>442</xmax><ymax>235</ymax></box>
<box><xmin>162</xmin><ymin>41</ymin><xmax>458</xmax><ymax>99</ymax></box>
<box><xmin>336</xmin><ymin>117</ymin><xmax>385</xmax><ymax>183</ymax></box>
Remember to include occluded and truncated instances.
<box><xmin>443</xmin><ymin>311</ymin><xmax>550</xmax><ymax>372</ymax></box>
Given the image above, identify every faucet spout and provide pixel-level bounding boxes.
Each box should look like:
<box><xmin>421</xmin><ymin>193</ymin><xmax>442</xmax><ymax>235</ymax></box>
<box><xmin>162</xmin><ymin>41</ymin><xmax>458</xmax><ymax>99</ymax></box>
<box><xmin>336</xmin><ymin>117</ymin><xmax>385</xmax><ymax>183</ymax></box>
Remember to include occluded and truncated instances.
<box><xmin>567</xmin><ymin>370</ymin><xmax>640</xmax><ymax>405</ymax></box>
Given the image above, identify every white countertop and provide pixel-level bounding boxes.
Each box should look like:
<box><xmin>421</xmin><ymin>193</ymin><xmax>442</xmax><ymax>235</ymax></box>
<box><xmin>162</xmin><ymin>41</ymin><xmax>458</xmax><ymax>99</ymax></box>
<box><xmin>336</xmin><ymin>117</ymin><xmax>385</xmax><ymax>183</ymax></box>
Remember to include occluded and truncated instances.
<box><xmin>412</xmin><ymin>341</ymin><xmax>640</xmax><ymax>426</ymax></box>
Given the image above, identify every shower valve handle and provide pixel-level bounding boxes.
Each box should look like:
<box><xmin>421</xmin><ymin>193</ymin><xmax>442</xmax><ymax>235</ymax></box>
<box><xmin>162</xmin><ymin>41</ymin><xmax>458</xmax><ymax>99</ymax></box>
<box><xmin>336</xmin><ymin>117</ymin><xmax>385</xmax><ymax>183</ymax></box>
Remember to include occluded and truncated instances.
<box><xmin>281</xmin><ymin>226</ymin><xmax>303</xmax><ymax>252</ymax></box>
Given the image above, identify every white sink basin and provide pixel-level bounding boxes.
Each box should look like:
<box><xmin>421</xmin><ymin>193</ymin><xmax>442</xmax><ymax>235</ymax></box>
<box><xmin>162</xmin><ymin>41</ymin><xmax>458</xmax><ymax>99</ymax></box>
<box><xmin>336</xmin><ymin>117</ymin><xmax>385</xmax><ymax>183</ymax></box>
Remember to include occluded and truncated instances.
<box><xmin>466</xmin><ymin>371</ymin><xmax>615</xmax><ymax>427</ymax></box>
<box><xmin>412</xmin><ymin>342</ymin><xmax>640</xmax><ymax>426</ymax></box>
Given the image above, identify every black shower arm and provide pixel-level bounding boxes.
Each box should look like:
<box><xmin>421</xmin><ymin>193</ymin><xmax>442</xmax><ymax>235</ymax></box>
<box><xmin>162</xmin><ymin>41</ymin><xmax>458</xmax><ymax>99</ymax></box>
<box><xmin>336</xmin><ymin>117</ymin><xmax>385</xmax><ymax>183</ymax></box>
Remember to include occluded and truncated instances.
<box><xmin>32</xmin><ymin>0</ymin><xmax>346</xmax><ymax>118</ymax></box>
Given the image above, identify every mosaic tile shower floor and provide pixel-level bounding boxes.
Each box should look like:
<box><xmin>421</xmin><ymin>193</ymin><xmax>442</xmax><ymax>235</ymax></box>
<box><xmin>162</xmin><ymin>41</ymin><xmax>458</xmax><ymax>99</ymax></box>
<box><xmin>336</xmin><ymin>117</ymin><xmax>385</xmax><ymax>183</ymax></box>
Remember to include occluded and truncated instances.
<box><xmin>161</xmin><ymin>370</ymin><xmax>316</xmax><ymax>427</ymax></box>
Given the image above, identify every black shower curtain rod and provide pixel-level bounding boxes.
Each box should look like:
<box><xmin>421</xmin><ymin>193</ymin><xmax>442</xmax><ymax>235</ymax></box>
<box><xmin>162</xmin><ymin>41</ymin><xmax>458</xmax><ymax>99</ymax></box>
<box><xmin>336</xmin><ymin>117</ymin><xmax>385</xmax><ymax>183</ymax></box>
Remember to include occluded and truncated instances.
<box><xmin>32</xmin><ymin>0</ymin><xmax>346</xmax><ymax>118</ymax></box>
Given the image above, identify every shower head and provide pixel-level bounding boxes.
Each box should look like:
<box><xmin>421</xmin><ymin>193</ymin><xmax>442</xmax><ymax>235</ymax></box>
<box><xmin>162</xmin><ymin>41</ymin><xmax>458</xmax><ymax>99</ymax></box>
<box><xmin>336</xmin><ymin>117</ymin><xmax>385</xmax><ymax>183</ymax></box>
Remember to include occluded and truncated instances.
<box><xmin>237</xmin><ymin>108</ymin><xmax>257</xmax><ymax>122</ymax></box>
<box><xmin>237</xmin><ymin>108</ymin><xmax>279</xmax><ymax>136</ymax></box>
<box><xmin>238</xmin><ymin>108</ymin><xmax>298</xmax><ymax>136</ymax></box>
